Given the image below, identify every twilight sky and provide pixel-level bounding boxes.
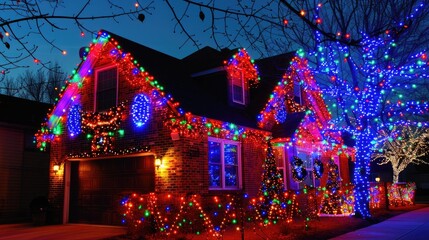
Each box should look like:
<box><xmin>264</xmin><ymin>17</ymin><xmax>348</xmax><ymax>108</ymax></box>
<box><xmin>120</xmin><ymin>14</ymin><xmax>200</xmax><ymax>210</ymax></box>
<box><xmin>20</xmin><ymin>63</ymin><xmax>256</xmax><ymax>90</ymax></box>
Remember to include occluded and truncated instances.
<box><xmin>5</xmin><ymin>1</ymin><xmax>224</xmax><ymax>79</ymax></box>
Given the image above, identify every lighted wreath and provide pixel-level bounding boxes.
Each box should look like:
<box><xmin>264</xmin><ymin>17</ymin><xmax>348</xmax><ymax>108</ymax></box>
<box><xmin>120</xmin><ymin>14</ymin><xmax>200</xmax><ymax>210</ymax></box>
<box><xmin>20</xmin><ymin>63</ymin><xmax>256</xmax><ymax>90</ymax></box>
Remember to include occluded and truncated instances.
<box><xmin>131</xmin><ymin>93</ymin><xmax>151</xmax><ymax>127</ymax></box>
<box><xmin>292</xmin><ymin>156</ymin><xmax>307</xmax><ymax>182</ymax></box>
<box><xmin>67</xmin><ymin>104</ymin><xmax>82</xmax><ymax>137</ymax></box>
<box><xmin>313</xmin><ymin>157</ymin><xmax>324</xmax><ymax>179</ymax></box>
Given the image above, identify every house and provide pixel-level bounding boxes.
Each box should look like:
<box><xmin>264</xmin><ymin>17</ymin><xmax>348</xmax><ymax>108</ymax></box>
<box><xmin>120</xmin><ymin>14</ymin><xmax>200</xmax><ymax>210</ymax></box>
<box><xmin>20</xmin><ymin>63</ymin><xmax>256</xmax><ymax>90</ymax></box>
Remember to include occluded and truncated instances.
<box><xmin>0</xmin><ymin>94</ymin><xmax>50</xmax><ymax>223</ymax></box>
<box><xmin>35</xmin><ymin>30</ymin><xmax>353</xmax><ymax>226</ymax></box>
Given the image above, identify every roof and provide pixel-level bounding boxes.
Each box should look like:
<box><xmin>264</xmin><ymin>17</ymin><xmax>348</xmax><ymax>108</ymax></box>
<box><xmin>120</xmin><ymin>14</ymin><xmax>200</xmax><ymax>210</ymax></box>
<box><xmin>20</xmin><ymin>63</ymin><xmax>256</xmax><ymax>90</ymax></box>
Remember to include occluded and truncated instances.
<box><xmin>106</xmin><ymin>30</ymin><xmax>296</xmax><ymax>129</ymax></box>
<box><xmin>271</xmin><ymin>112</ymin><xmax>306</xmax><ymax>139</ymax></box>
<box><xmin>0</xmin><ymin>94</ymin><xmax>51</xmax><ymax>127</ymax></box>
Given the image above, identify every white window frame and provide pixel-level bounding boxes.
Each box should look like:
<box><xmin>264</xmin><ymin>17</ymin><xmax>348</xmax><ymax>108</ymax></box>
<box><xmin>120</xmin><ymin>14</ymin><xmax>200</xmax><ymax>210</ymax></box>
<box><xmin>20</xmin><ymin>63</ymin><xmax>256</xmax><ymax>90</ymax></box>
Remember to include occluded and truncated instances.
<box><xmin>295</xmin><ymin>147</ymin><xmax>320</xmax><ymax>189</ymax></box>
<box><xmin>94</xmin><ymin>65</ymin><xmax>118</xmax><ymax>112</ymax></box>
<box><xmin>208</xmin><ymin>137</ymin><xmax>242</xmax><ymax>190</ymax></box>
<box><xmin>231</xmin><ymin>71</ymin><xmax>245</xmax><ymax>105</ymax></box>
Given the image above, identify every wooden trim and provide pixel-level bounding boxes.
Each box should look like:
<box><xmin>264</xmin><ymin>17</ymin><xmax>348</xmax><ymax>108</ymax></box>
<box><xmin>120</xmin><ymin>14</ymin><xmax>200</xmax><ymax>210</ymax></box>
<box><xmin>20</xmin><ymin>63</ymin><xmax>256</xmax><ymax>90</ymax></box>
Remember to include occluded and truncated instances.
<box><xmin>67</xmin><ymin>152</ymin><xmax>155</xmax><ymax>161</ymax></box>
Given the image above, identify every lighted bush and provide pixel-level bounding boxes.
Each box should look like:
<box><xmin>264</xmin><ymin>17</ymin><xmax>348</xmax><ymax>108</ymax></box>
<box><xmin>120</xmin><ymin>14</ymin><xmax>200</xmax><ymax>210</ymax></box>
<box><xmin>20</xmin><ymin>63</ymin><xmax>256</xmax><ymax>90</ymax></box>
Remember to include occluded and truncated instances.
<box><xmin>388</xmin><ymin>182</ymin><xmax>416</xmax><ymax>207</ymax></box>
<box><xmin>119</xmin><ymin>192</ymin><xmax>297</xmax><ymax>238</ymax></box>
<box><xmin>120</xmin><ymin>193</ymin><xmax>156</xmax><ymax>238</ymax></box>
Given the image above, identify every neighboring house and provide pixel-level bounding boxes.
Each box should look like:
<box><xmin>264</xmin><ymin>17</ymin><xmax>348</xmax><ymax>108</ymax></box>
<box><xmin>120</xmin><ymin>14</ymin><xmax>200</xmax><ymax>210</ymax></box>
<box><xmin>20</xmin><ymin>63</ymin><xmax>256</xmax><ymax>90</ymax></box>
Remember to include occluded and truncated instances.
<box><xmin>35</xmin><ymin>30</ymin><xmax>353</xmax><ymax>226</ymax></box>
<box><xmin>0</xmin><ymin>94</ymin><xmax>50</xmax><ymax>223</ymax></box>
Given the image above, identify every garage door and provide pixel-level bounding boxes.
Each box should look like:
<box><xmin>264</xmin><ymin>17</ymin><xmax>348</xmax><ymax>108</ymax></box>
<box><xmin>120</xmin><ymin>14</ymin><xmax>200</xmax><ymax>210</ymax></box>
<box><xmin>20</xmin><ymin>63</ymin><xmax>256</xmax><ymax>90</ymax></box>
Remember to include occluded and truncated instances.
<box><xmin>69</xmin><ymin>155</ymin><xmax>155</xmax><ymax>225</ymax></box>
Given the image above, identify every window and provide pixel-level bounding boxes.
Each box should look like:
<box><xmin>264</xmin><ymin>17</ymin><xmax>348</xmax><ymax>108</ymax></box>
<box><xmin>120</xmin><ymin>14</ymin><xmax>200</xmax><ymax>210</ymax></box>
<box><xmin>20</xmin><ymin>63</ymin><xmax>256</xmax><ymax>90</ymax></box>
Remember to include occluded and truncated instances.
<box><xmin>295</xmin><ymin>149</ymin><xmax>320</xmax><ymax>189</ymax></box>
<box><xmin>232</xmin><ymin>71</ymin><xmax>245</xmax><ymax>105</ymax></box>
<box><xmin>293</xmin><ymin>82</ymin><xmax>302</xmax><ymax>105</ymax></box>
<box><xmin>208</xmin><ymin>137</ymin><xmax>241</xmax><ymax>189</ymax></box>
<box><xmin>95</xmin><ymin>66</ymin><xmax>118</xmax><ymax>112</ymax></box>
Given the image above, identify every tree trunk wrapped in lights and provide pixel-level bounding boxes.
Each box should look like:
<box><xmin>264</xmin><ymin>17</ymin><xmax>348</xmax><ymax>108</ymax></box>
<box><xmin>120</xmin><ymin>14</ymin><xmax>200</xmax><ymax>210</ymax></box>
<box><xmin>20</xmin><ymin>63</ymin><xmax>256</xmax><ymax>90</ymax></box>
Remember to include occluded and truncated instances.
<box><xmin>161</xmin><ymin>0</ymin><xmax>429</xmax><ymax>220</ymax></box>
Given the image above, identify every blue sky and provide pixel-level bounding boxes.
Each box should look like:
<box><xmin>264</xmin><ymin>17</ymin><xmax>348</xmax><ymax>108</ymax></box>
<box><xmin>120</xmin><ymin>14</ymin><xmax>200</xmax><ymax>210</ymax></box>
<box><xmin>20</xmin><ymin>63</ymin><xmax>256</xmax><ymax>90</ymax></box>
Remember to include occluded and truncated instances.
<box><xmin>6</xmin><ymin>1</ymin><xmax>218</xmax><ymax>79</ymax></box>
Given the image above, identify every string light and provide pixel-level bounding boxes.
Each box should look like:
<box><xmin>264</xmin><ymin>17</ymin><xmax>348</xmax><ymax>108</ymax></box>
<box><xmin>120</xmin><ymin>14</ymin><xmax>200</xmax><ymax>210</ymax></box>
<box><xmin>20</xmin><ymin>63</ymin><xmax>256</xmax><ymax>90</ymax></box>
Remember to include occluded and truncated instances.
<box><xmin>36</xmin><ymin>31</ymin><xmax>269</xmax><ymax>152</ymax></box>
<box><xmin>67</xmin><ymin>104</ymin><xmax>82</xmax><ymax>137</ymax></box>
<box><xmin>320</xmin><ymin>158</ymin><xmax>343</xmax><ymax>215</ymax></box>
<box><xmin>300</xmin><ymin>1</ymin><xmax>429</xmax><ymax>218</ymax></box>
<box><xmin>255</xmin><ymin>140</ymin><xmax>288</xmax><ymax>225</ymax></box>
<box><xmin>131</xmin><ymin>93</ymin><xmax>151</xmax><ymax>127</ymax></box>
<box><xmin>121</xmin><ymin>191</ymin><xmax>297</xmax><ymax>238</ymax></box>
<box><xmin>81</xmin><ymin>102</ymin><xmax>126</xmax><ymax>153</ymax></box>
<box><xmin>225</xmin><ymin>48</ymin><xmax>260</xmax><ymax>88</ymax></box>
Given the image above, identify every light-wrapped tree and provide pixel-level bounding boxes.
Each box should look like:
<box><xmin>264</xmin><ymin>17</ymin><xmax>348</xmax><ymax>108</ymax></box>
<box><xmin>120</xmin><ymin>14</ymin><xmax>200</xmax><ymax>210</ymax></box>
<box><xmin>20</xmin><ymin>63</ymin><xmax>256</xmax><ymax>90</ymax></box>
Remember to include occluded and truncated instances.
<box><xmin>161</xmin><ymin>0</ymin><xmax>429</xmax><ymax>219</ymax></box>
<box><xmin>372</xmin><ymin>125</ymin><xmax>429</xmax><ymax>183</ymax></box>
<box><xmin>255</xmin><ymin>140</ymin><xmax>286</xmax><ymax>225</ymax></box>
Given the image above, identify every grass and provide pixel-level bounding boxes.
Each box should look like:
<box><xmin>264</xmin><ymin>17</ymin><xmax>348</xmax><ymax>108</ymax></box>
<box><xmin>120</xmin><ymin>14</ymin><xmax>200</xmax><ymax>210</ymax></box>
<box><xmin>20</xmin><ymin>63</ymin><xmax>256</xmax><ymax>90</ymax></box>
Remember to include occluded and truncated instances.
<box><xmin>106</xmin><ymin>203</ymin><xmax>429</xmax><ymax>240</ymax></box>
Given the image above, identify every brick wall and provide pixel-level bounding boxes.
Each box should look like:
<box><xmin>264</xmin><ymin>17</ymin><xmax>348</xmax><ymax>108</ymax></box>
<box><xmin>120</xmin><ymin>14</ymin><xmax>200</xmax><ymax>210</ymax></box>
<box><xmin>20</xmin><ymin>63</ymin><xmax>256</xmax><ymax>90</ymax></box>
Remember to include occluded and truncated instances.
<box><xmin>48</xmin><ymin>50</ymin><xmax>269</xmax><ymax>223</ymax></box>
<box><xmin>242</xmin><ymin>140</ymin><xmax>266</xmax><ymax>197</ymax></box>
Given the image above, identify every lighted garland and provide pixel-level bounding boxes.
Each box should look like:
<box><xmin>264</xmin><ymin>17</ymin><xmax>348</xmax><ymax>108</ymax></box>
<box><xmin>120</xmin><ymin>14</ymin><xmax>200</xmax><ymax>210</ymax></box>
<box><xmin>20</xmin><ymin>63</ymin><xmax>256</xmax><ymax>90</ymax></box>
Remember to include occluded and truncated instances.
<box><xmin>312</xmin><ymin>157</ymin><xmax>324</xmax><ymax>179</ymax></box>
<box><xmin>81</xmin><ymin>101</ymin><xmax>127</xmax><ymax>153</ymax></box>
<box><xmin>67</xmin><ymin>145</ymin><xmax>151</xmax><ymax>159</ymax></box>
<box><xmin>291</xmin><ymin>156</ymin><xmax>307</xmax><ymax>182</ymax></box>
<box><xmin>163</xmin><ymin>112</ymin><xmax>270</xmax><ymax>144</ymax></box>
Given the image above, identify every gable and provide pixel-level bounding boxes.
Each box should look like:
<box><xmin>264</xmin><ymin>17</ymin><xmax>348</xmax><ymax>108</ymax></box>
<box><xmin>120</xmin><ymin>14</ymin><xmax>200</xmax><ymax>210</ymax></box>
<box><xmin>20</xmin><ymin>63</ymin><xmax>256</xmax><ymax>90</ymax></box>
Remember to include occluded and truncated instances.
<box><xmin>35</xmin><ymin>30</ymin><xmax>274</xmax><ymax>151</ymax></box>
<box><xmin>258</xmin><ymin>56</ymin><xmax>331</xmax><ymax>140</ymax></box>
<box><xmin>35</xmin><ymin>31</ymin><xmax>181</xmax><ymax>150</ymax></box>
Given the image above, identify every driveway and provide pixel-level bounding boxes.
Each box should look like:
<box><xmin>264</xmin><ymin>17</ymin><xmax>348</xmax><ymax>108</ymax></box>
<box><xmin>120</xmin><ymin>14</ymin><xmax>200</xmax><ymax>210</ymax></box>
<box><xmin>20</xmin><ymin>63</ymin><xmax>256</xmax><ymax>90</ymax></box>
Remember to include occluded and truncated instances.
<box><xmin>0</xmin><ymin>223</ymin><xmax>126</xmax><ymax>240</ymax></box>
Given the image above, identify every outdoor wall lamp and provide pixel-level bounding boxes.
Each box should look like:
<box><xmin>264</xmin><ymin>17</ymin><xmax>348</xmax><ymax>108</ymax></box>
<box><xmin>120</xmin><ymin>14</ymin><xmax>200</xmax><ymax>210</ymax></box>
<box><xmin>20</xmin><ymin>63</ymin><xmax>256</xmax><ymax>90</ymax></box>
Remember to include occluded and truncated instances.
<box><xmin>53</xmin><ymin>163</ymin><xmax>60</xmax><ymax>173</ymax></box>
<box><xmin>375</xmin><ymin>177</ymin><xmax>380</xmax><ymax>183</ymax></box>
<box><xmin>155</xmin><ymin>157</ymin><xmax>162</xmax><ymax>169</ymax></box>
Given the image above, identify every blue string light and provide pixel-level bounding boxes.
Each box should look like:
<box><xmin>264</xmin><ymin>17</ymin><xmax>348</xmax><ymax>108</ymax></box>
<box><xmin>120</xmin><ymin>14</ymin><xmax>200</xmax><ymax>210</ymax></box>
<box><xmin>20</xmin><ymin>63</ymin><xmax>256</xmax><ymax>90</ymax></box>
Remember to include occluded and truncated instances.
<box><xmin>67</xmin><ymin>104</ymin><xmax>82</xmax><ymax>137</ymax></box>
<box><xmin>298</xmin><ymin>0</ymin><xmax>429</xmax><ymax>219</ymax></box>
<box><xmin>131</xmin><ymin>93</ymin><xmax>151</xmax><ymax>127</ymax></box>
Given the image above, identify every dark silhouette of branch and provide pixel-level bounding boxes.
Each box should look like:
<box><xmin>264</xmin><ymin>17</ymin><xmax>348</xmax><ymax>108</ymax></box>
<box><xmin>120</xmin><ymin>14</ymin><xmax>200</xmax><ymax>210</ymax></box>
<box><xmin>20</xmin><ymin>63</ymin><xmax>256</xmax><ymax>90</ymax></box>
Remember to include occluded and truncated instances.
<box><xmin>0</xmin><ymin>0</ymin><xmax>153</xmax><ymax>75</ymax></box>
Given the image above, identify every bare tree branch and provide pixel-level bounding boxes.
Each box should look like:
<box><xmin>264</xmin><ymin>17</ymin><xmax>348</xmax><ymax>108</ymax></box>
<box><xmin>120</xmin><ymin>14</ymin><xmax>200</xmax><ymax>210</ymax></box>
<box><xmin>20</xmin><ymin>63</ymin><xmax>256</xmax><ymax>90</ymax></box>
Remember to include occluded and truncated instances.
<box><xmin>0</xmin><ymin>0</ymin><xmax>153</xmax><ymax>75</ymax></box>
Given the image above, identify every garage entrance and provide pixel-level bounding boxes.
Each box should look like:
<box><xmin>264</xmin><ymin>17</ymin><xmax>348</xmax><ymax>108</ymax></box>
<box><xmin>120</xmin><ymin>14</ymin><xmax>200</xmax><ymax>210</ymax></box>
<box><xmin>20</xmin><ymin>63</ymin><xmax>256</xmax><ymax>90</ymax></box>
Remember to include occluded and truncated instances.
<box><xmin>69</xmin><ymin>155</ymin><xmax>155</xmax><ymax>225</ymax></box>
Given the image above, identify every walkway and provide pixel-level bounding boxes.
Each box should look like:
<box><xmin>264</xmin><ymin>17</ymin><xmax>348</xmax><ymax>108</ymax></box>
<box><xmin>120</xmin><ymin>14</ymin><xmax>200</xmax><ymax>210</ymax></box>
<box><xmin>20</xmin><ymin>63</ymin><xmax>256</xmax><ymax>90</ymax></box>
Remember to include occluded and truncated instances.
<box><xmin>331</xmin><ymin>206</ymin><xmax>429</xmax><ymax>240</ymax></box>
<box><xmin>2</xmin><ymin>207</ymin><xmax>429</xmax><ymax>239</ymax></box>
<box><xmin>0</xmin><ymin>223</ymin><xmax>125</xmax><ymax>240</ymax></box>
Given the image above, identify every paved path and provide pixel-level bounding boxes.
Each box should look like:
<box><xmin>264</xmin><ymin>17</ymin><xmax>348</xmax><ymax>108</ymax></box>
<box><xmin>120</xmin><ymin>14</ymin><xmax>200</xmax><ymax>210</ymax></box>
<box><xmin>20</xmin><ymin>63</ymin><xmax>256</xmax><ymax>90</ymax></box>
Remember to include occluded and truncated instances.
<box><xmin>2</xmin><ymin>207</ymin><xmax>429</xmax><ymax>239</ymax></box>
<box><xmin>0</xmin><ymin>223</ymin><xmax>125</xmax><ymax>240</ymax></box>
<box><xmin>331</xmin><ymin>206</ymin><xmax>429</xmax><ymax>240</ymax></box>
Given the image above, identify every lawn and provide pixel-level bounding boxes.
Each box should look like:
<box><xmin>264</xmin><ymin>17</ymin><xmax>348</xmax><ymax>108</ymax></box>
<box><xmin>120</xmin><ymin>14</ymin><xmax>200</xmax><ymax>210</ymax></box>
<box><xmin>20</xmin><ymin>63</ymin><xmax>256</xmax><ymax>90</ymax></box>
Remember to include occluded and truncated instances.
<box><xmin>107</xmin><ymin>204</ymin><xmax>429</xmax><ymax>240</ymax></box>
